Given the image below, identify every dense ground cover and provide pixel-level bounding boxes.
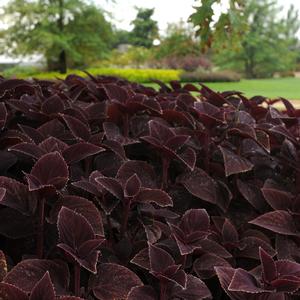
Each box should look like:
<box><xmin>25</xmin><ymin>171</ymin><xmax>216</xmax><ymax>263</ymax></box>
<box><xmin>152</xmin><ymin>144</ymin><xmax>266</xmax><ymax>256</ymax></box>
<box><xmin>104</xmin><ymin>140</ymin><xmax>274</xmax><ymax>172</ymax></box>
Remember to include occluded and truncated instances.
<box><xmin>147</xmin><ymin>77</ymin><xmax>300</xmax><ymax>100</ymax></box>
<box><xmin>1</xmin><ymin>75</ymin><xmax>300</xmax><ymax>299</ymax></box>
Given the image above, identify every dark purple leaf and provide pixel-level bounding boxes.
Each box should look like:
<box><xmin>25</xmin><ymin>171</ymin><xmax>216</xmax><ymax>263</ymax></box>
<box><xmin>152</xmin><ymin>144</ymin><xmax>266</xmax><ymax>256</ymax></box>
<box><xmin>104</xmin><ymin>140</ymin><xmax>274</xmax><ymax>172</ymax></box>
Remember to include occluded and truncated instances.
<box><xmin>117</xmin><ymin>160</ymin><xmax>157</xmax><ymax>188</ymax></box>
<box><xmin>228</xmin><ymin>268</ymin><xmax>266</xmax><ymax>293</ymax></box>
<box><xmin>193</xmin><ymin>254</ymin><xmax>231</xmax><ymax>279</ymax></box>
<box><xmin>178</xmin><ymin>168</ymin><xmax>217</xmax><ymax>204</ymax></box>
<box><xmin>104</xmin><ymin>84</ymin><xmax>129</xmax><ymax>104</ymax></box>
<box><xmin>9</xmin><ymin>142</ymin><xmax>46</xmax><ymax>159</ymax></box>
<box><xmin>171</xmin><ymin>274</ymin><xmax>212</xmax><ymax>300</ymax></box>
<box><xmin>249</xmin><ymin>211</ymin><xmax>298</xmax><ymax>235</ymax></box>
<box><xmin>124</xmin><ymin>174</ymin><xmax>141</xmax><ymax>197</ymax></box>
<box><xmin>41</xmin><ymin>95</ymin><xmax>65</xmax><ymax>114</ymax></box>
<box><xmin>132</xmin><ymin>188</ymin><xmax>173</xmax><ymax>207</ymax></box>
<box><xmin>26</xmin><ymin>152</ymin><xmax>69</xmax><ymax>191</ymax></box>
<box><xmin>0</xmin><ymin>176</ymin><xmax>36</xmax><ymax>215</ymax></box>
<box><xmin>57</xmin><ymin>207</ymin><xmax>104</xmax><ymax>273</ymax></box>
<box><xmin>30</xmin><ymin>272</ymin><xmax>55</xmax><ymax>300</ymax></box>
<box><xmin>127</xmin><ymin>286</ymin><xmax>157</xmax><ymax>300</ymax></box>
<box><xmin>39</xmin><ymin>137</ymin><xmax>68</xmax><ymax>153</ymax></box>
<box><xmin>61</xmin><ymin>114</ymin><xmax>91</xmax><ymax>141</ymax></box>
<box><xmin>180</xmin><ymin>209</ymin><xmax>210</xmax><ymax>234</ymax></box>
<box><xmin>49</xmin><ymin>195</ymin><xmax>104</xmax><ymax>236</ymax></box>
<box><xmin>149</xmin><ymin>120</ymin><xmax>174</xmax><ymax>142</ymax></box>
<box><xmin>0</xmin><ymin>283</ymin><xmax>28</xmax><ymax>300</ymax></box>
<box><xmin>219</xmin><ymin>146</ymin><xmax>254</xmax><ymax>177</ymax></box>
<box><xmin>95</xmin><ymin>176</ymin><xmax>123</xmax><ymax>200</ymax></box>
<box><xmin>89</xmin><ymin>263</ymin><xmax>142</xmax><ymax>300</ymax></box>
<box><xmin>259</xmin><ymin>247</ymin><xmax>277</xmax><ymax>283</ymax></box>
<box><xmin>4</xmin><ymin>259</ymin><xmax>69</xmax><ymax>294</ymax></box>
<box><xmin>62</xmin><ymin>142</ymin><xmax>104</xmax><ymax>164</ymax></box>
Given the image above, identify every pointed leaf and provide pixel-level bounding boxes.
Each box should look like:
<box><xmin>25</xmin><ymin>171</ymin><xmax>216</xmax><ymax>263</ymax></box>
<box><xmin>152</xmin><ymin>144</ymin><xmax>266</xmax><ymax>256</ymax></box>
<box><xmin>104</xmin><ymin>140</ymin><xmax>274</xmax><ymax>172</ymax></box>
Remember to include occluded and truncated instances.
<box><xmin>26</xmin><ymin>152</ymin><xmax>69</xmax><ymax>191</ymax></box>
<box><xmin>50</xmin><ymin>195</ymin><xmax>104</xmax><ymax>236</ymax></box>
<box><xmin>90</xmin><ymin>263</ymin><xmax>142</xmax><ymax>300</ymax></box>
<box><xmin>95</xmin><ymin>176</ymin><xmax>123</xmax><ymax>200</ymax></box>
<box><xmin>117</xmin><ymin>160</ymin><xmax>157</xmax><ymax>188</ymax></box>
<box><xmin>9</xmin><ymin>142</ymin><xmax>45</xmax><ymax>159</ymax></box>
<box><xmin>249</xmin><ymin>211</ymin><xmax>298</xmax><ymax>235</ymax></box>
<box><xmin>133</xmin><ymin>188</ymin><xmax>172</xmax><ymax>207</ymax></box>
<box><xmin>4</xmin><ymin>259</ymin><xmax>69</xmax><ymax>294</ymax></box>
<box><xmin>62</xmin><ymin>142</ymin><xmax>104</xmax><ymax>164</ymax></box>
<box><xmin>149</xmin><ymin>244</ymin><xmax>174</xmax><ymax>273</ymax></box>
<box><xmin>62</xmin><ymin>114</ymin><xmax>91</xmax><ymax>141</ymax></box>
<box><xmin>219</xmin><ymin>146</ymin><xmax>254</xmax><ymax>177</ymax></box>
<box><xmin>30</xmin><ymin>272</ymin><xmax>55</xmax><ymax>300</ymax></box>
<box><xmin>127</xmin><ymin>286</ymin><xmax>157</xmax><ymax>300</ymax></box>
<box><xmin>228</xmin><ymin>268</ymin><xmax>267</xmax><ymax>293</ymax></box>
<box><xmin>171</xmin><ymin>274</ymin><xmax>212</xmax><ymax>300</ymax></box>
<box><xmin>259</xmin><ymin>247</ymin><xmax>277</xmax><ymax>283</ymax></box>
<box><xmin>178</xmin><ymin>168</ymin><xmax>217</xmax><ymax>204</ymax></box>
<box><xmin>124</xmin><ymin>174</ymin><xmax>141</xmax><ymax>197</ymax></box>
<box><xmin>57</xmin><ymin>207</ymin><xmax>103</xmax><ymax>273</ymax></box>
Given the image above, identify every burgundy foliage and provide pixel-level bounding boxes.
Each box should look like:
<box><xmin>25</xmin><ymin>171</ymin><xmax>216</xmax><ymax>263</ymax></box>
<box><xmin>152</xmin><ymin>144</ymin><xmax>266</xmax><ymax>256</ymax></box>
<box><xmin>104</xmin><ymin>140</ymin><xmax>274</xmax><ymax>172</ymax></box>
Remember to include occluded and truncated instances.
<box><xmin>0</xmin><ymin>74</ymin><xmax>300</xmax><ymax>299</ymax></box>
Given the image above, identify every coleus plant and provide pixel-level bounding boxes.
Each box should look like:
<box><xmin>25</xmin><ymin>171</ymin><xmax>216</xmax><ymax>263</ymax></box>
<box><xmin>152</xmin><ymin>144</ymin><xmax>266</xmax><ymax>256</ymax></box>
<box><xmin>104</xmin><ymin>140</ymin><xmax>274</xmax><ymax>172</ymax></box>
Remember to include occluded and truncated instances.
<box><xmin>1</xmin><ymin>75</ymin><xmax>300</xmax><ymax>299</ymax></box>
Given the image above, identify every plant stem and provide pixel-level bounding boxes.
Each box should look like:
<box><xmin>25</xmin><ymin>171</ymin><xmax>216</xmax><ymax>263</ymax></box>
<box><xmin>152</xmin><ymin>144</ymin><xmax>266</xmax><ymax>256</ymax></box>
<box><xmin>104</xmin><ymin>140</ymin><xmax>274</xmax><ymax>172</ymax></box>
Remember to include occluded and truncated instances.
<box><xmin>107</xmin><ymin>214</ymin><xmax>114</xmax><ymax>241</ymax></box>
<box><xmin>182</xmin><ymin>254</ymin><xmax>187</xmax><ymax>269</ymax></box>
<box><xmin>160</xmin><ymin>281</ymin><xmax>167</xmax><ymax>300</ymax></box>
<box><xmin>204</xmin><ymin>131</ymin><xmax>210</xmax><ymax>173</ymax></box>
<box><xmin>161</xmin><ymin>157</ymin><xmax>170</xmax><ymax>189</ymax></box>
<box><xmin>74</xmin><ymin>263</ymin><xmax>81</xmax><ymax>297</ymax></box>
<box><xmin>36</xmin><ymin>197</ymin><xmax>45</xmax><ymax>259</ymax></box>
<box><xmin>123</xmin><ymin>113</ymin><xmax>129</xmax><ymax>138</ymax></box>
<box><xmin>121</xmin><ymin>197</ymin><xmax>131</xmax><ymax>237</ymax></box>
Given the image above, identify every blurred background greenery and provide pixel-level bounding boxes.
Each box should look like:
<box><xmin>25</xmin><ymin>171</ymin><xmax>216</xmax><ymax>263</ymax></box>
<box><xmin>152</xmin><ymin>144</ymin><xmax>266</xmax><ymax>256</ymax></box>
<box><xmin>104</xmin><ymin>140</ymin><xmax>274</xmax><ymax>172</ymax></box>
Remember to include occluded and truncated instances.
<box><xmin>0</xmin><ymin>0</ymin><xmax>300</xmax><ymax>98</ymax></box>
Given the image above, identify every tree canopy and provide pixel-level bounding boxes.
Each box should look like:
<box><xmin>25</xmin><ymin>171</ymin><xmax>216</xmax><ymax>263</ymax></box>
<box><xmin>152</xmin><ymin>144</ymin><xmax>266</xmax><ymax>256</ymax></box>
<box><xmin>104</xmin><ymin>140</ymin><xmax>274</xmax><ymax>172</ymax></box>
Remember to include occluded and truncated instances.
<box><xmin>213</xmin><ymin>0</ymin><xmax>300</xmax><ymax>78</ymax></box>
<box><xmin>129</xmin><ymin>7</ymin><xmax>159</xmax><ymax>48</ymax></box>
<box><xmin>0</xmin><ymin>0</ymin><xmax>114</xmax><ymax>73</ymax></box>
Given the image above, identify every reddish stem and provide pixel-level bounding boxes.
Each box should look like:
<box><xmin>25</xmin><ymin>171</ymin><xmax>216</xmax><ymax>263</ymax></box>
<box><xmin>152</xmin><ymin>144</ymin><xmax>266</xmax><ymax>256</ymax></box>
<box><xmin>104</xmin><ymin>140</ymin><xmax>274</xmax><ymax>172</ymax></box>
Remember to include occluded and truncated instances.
<box><xmin>182</xmin><ymin>254</ymin><xmax>187</xmax><ymax>269</ymax></box>
<box><xmin>121</xmin><ymin>197</ymin><xmax>131</xmax><ymax>237</ymax></box>
<box><xmin>161</xmin><ymin>157</ymin><xmax>170</xmax><ymax>190</ymax></box>
<box><xmin>36</xmin><ymin>197</ymin><xmax>45</xmax><ymax>259</ymax></box>
<box><xmin>204</xmin><ymin>131</ymin><xmax>210</xmax><ymax>173</ymax></box>
<box><xmin>123</xmin><ymin>113</ymin><xmax>129</xmax><ymax>138</ymax></box>
<box><xmin>74</xmin><ymin>263</ymin><xmax>81</xmax><ymax>297</ymax></box>
<box><xmin>160</xmin><ymin>281</ymin><xmax>167</xmax><ymax>300</ymax></box>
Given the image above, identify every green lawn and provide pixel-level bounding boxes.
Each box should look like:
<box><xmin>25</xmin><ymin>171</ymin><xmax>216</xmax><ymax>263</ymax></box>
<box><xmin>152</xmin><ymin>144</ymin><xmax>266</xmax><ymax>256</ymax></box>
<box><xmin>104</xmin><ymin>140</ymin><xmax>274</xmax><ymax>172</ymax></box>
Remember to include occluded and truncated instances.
<box><xmin>147</xmin><ymin>77</ymin><xmax>300</xmax><ymax>100</ymax></box>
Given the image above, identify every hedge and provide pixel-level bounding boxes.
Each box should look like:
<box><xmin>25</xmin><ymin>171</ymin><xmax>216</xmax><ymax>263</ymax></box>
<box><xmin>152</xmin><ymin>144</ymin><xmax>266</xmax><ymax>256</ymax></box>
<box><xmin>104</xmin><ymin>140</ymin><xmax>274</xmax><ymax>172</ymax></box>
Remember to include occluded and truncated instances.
<box><xmin>4</xmin><ymin>68</ymin><xmax>182</xmax><ymax>83</ymax></box>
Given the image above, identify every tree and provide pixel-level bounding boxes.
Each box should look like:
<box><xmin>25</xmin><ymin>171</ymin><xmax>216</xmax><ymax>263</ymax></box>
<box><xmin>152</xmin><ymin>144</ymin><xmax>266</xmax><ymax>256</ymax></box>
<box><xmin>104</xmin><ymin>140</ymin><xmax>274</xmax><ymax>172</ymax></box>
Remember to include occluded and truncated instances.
<box><xmin>154</xmin><ymin>22</ymin><xmax>211</xmax><ymax>71</ymax></box>
<box><xmin>130</xmin><ymin>8</ymin><xmax>159</xmax><ymax>48</ymax></box>
<box><xmin>213</xmin><ymin>0</ymin><xmax>300</xmax><ymax>78</ymax></box>
<box><xmin>155</xmin><ymin>22</ymin><xmax>201</xmax><ymax>59</ymax></box>
<box><xmin>0</xmin><ymin>0</ymin><xmax>114</xmax><ymax>73</ymax></box>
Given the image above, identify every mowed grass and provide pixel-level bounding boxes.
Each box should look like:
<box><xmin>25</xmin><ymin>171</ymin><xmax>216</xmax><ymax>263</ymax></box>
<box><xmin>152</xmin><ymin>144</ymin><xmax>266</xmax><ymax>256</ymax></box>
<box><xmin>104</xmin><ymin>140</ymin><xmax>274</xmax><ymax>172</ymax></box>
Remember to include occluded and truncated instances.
<box><xmin>146</xmin><ymin>77</ymin><xmax>300</xmax><ymax>100</ymax></box>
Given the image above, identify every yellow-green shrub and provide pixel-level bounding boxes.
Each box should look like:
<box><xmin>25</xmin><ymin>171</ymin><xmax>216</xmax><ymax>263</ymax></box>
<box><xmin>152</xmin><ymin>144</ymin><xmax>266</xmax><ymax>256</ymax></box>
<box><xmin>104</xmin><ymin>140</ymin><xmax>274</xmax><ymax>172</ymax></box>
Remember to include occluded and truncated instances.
<box><xmin>12</xmin><ymin>68</ymin><xmax>182</xmax><ymax>83</ymax></box>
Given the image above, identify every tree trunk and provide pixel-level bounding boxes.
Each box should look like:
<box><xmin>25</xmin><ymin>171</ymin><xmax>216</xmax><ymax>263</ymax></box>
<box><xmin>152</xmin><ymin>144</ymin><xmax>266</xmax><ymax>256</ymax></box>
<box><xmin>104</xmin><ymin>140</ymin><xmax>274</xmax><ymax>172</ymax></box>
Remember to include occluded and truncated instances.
<box><xmin>57</xmin><ymin>0</ymin><xmax>67</xmax><ymax>74</ymax></box>
<box><xmin>58</xmin><ymin>50</ymin><xmax>67</xmax><ymax>74</ymax></box>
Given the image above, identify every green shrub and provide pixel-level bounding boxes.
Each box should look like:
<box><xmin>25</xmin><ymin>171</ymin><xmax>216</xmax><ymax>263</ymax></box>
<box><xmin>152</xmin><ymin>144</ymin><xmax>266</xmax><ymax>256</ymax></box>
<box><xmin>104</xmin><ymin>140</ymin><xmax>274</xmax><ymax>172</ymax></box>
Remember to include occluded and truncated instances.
<box><xmin>277</xmin><ymin>71</ymin><xmax>295</xmax><ymax>78</ymax></box>
<box><xmin>2</xmin><ymin>65</ymin><xmax>42</xmax><ymax>78</ymax></box>
<box><xmin>12</xmin><ymin>68</ymin><xmax>182</xmax><ymax>83</ymax></box>
<box><xmin>180</xmin><ymin>70</ymin><xmax>241</xmax><ymax>82</ymax></box>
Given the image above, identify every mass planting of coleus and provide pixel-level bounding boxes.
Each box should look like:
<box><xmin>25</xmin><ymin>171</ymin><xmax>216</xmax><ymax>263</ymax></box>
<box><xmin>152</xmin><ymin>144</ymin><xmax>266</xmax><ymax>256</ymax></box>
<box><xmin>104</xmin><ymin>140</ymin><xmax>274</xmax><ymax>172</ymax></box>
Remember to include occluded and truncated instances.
<box><xmin>0</xmin><ymin>74</ymin><xmax>300</xmax><ymax>299</ymax></box>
